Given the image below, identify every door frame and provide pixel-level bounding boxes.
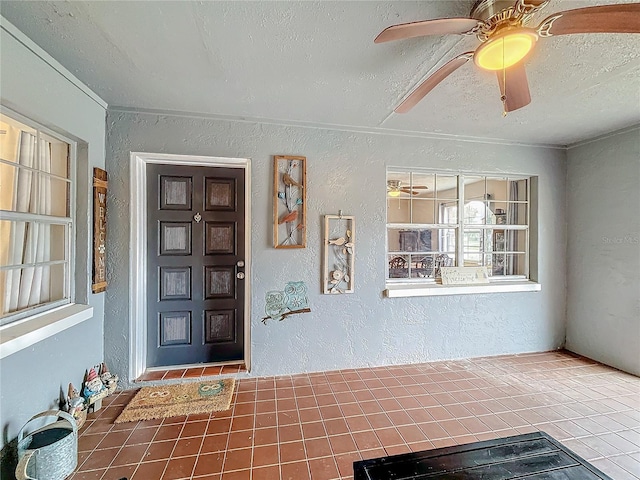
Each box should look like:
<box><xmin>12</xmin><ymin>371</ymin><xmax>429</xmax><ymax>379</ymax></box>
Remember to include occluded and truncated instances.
<box><xmin>129</xmin><ymin>152</ymin><xmax>252</xmax><ymax>381</ymax></box>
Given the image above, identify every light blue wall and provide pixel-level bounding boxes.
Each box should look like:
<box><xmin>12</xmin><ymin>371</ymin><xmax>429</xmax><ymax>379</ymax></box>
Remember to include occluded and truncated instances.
<box><xmin>0</xmin><ymin>18</ymin><xmax>106</xmax><ymax>455</ymax></box>
<box><xmin>566</xmin><ymin>128</ymin><xmax>640</xmax><ymax>376</ymax></box>
<box><xmin>105</xmin><ymin>109</ymin><xmax>567</xmax><ymax>386</ymax></box>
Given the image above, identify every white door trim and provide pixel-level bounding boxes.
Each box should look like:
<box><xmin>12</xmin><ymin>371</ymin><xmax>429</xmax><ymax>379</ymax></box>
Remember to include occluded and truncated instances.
<box><xmin>129</xmin><ymin>152</ymin><xmax>252</xmax><ymax>382</ymax></box>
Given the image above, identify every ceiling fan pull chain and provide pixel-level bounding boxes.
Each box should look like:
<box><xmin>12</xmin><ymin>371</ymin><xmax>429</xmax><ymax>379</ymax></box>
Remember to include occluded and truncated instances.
<box><xmin>501</xmin><ymin>40</ymin><xmax>508</xmax><ymax>117</ymax></box>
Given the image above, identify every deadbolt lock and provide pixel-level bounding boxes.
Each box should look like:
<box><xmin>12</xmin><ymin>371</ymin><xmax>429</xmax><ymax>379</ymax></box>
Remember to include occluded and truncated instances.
<box><xmin>237</xmin><ymin>260</ymin><xmax>245</xmax><ymax>267</ymax></box>
<box><xmin>237</xmin><ymin>272</ymin><xmax>245</xmax><ymax>280</ymax></box>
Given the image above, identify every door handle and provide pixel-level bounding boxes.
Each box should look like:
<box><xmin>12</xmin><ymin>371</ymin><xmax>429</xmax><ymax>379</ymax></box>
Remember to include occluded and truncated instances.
<box><xmin>237</xmin><ymin>272</ymin><xmax>245</xmax><ymax>280</ymax></box>
<box><xmin>237</xmin><ymin>260</ymin><xmax>245</xmax><ymax>267</ymax></box>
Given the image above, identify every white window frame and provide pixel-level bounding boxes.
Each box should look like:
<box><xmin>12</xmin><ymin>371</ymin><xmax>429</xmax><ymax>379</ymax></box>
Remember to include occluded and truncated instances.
<box><xmin>0</xmin><ymin>107</ymin><xmax>77</xmax><ymax>326</ymax></box>
<box><xmin>385</xmin><ymin>168</ymin><xmax>540</xmax><ymax>297</ymax></box>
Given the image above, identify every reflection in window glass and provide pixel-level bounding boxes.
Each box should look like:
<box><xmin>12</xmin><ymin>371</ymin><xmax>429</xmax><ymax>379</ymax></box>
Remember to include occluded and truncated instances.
<box><xmin>386</xmin><ymin>170</ymin><xmax>531</xmax><ymax>282</ymax></box>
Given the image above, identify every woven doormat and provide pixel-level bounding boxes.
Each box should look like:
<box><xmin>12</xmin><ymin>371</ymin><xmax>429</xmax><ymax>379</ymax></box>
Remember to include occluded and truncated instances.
<box><xmin>114</xmin><ymin>379</ymin><xmax>235</xmax><ymax>423</ymax></box>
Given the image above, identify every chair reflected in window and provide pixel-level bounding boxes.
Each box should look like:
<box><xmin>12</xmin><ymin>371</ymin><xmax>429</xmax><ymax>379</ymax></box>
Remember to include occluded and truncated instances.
<box><xmin>434</xmin><ymin>254</ymin><xmax>454</xmax><ymax>279</ymax></box>
<box><xmin>388</xmin><ymin>256</ymin><xmax>408</xmax><ymax>278</ymax></box>
<box><xmin>414</xmin><ymin>256</ymin><xmax>433</xmax><ymax>278</ymax></box>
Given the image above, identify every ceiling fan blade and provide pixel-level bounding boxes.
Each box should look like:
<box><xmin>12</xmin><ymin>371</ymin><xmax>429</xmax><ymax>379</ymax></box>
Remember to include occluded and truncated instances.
<box><xmin>497</xmin><ymin>63</ymin><xmax>531</xmax><ymax>113</ymax></box>
<box><xmin>375</xmin><ymin>18</ymin><xmax>480</xmax><ymax>43</ymax></box>
<box><xmin>537</xmin><ymin>4</ymin><xmax>640</xmax><ymax>37</ymax></box>
<box><xmin>395</xmin><ymin>52</ymin><xmax>473</xmax><ymax>114</ymax></box>
<box><xmin>401</xmin><ymin>188</ymin><xmax>420</xmax><ymax>195</ymax></box>
<box><xmin>411</xmin><ymin>185</ymin><xmax>429</xmax><ymax>189</ymax></box>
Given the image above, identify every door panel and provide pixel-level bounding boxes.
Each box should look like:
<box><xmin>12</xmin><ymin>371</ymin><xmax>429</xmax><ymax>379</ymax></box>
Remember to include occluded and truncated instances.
<box><xmin>205</xmin><ymin>178</ymin><xmax>235</xmax><ymax>210</ymax></box>
<box><xmin>160</xmin><ymin>175</ymin><xmax>192</xmax><ymax>210</ymax></box>
<box><xmin>160</xmin><ymin>222</ymin><xmax>192</xmax><ymax>255</ymax></box>
<box><xmin>147</xmin><ymin>164</ymin><xmax>245</xmax><ymax>367</ymax></box>
<box><xmin>204</xmin><ymin>266</ymin><xmax>236</xmax><ymax>299</ymax></box>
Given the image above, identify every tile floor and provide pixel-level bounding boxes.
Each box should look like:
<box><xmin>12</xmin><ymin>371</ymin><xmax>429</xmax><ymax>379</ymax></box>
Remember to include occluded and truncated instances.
<box><xmin>70</xmin><ymin>350</ymin><xmax>640</xmax><ymax>480</ymax></box>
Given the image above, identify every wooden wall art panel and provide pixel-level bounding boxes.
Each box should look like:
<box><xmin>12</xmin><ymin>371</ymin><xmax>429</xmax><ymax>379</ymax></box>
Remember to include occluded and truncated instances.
<box><xmin>323</xmin><ymin>214</ymin><xmax>355</xmax><ymax>294</ymax></box>
<box><xmin>92</xmin><ymin>168</ymin><xmax>108</xmax><ymax>293</ymax></box>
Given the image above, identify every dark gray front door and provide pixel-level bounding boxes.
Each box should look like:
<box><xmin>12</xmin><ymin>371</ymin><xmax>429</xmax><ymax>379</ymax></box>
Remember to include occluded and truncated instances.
<box><xmin>146</xmin><ymin>163</ymin><xmax>245</xmax><ymax>367</ymax></box>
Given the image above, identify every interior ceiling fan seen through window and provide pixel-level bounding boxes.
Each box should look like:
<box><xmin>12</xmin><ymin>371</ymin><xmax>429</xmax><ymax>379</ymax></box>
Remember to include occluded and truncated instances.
<box><xmin>375</xmin><ymin>0</ymin><xmax>640</xmax><ymax>114</ymax></box>
<box><xmin>387</xmin><ymin>179</ymin><xmax>429</xmax><ymax>196</ymax></box>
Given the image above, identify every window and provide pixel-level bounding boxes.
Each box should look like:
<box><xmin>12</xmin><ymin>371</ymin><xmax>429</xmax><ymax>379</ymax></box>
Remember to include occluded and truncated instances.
<box><xmin>0</xmin><ymin>111</ymin><xmax>75</xmax><ymax>325</ymax></box>
<box><xmin>386</xmin><ymin>170</ymin><xmax>531</xmax><ymax>283</ymax></box>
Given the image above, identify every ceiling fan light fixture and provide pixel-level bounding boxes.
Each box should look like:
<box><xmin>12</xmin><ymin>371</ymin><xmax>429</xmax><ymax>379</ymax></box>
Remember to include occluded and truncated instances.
<box><xmin>388</xmin><ymin>190</ymin><xmax>401</xmax><ymax>197</ymax></box>
<box><xmin>474</xmin><ymin>28</ymin><xmax>538</xmax><ymax>71</ymax></box>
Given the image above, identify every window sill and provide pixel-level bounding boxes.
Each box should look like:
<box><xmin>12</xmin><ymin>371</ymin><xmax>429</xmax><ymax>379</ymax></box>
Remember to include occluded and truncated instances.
<box><xmin>384</xmin><ymin>281</ymin><xmax>541</xmax><ymax>298</ymax></box>
<box><xmin>0</xmin><ymin>304</ymin><xmax>93</xmax><ymax>359</ymax></box>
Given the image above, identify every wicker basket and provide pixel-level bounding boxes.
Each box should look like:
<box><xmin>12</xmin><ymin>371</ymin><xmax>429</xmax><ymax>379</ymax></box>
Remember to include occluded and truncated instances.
<box><xmin>16</xmin><ymin>410</ymin><xmax>78</xmax><ymax>480</ymax></box>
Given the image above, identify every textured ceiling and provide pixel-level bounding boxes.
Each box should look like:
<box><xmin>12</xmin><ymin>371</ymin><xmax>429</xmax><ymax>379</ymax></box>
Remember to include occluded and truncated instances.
<box><xmin>1</xmin><ymin>0</ymin><xmax>639</xmax><ymax>146</ymax></box>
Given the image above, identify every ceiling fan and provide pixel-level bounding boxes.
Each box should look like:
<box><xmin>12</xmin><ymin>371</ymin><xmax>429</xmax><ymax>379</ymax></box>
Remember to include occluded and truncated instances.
<box><xmin>375</xmin><ymin>0</ymin><xmax>640</xmax><ymax>113</ymax></box>
<box><xmin>387</xmin><ymin>179</ymin><xmax>429</xmax><ymax>196</ymax></box>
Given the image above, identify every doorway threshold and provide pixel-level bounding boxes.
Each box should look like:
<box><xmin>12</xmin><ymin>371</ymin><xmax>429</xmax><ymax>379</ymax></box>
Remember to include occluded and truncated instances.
<box><xmin>135</xmin><ymin>362</ymin><xmax>247</xmax><ymax>383</ymax></box>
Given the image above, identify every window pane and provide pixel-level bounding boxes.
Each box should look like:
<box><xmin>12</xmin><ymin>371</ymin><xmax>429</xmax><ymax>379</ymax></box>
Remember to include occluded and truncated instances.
<box><xmin>435</xmin><ymin>253</ymin><xmax>456</xmax><ymax>278</ymax></box>
<box><xmin>509</xmin><ymin>203</ymin><xmax>528</xmax><ymax>225</ymax></box>
<box><xmin>387</xmin><ymin>197</ymin><xmax>410</xmax><ymax>223</ymax></box>
<box><xmin>49</xmin><ymin>175</ymin><xmax>70</xmax><ymax>217</ymax></box>
<box><xmin>411</xmin><ymin>199</ymin><xmax>435</xmax><ymax>224</ymax></box>
<box><xmin>464</xmin><ymin>200</ymin><xmax>491</xmax><ymax>225</ymax></box>
<box><xmin>464</xmin><ymin>176</ymin><xmax>485</xmax><ymax>202</ymax></box>
<box><xmin>492</xmin><ymin>230</ymin><xmax>506</xmax><ymax>253</ymax></box>
<box><xmin>0</xmin><ymin>164</ymin><xmax>16</xmax><ymax>211</ymax></box>
<box><xmin>505</xmin><ymin>253</ymin><xmax>527</xmax><ymax>275</ymax></box>
<box><xmin>41</xmin><ymin>133</ymin><xmax>70</xmax><ymax>179</ymax></box>
<box><xmin>486</xmin><ymin>177</ymin><xmax>508</xmax><ymax>203</ymax></box>
<box><xmin>0</xmin><ymin>115</ymin><xmax>36</xmax><ymax>163</ymax></box>
<box><xmin>488</xmin><ymin>203</ymin><xmax>528</xmax><ymax>225</ymax></box>
<box><xmin>434</xmin><ymin>228</ymin><xmax>456</xmax><ymax>253</ymax></box>
<box><xmin>504</xmin><ymin>229</ymin><xmax>527</xmax><ymax>253</ymax></box>
<box><xmin>410</xmin><ymin>254</ymin><xmax>434</xmax><ymax>279</ymax></box>
<box><xmin>5</xmin><ymin>171</ymin><xmax>69</xmax><ymax>216</ymax></box>
<box><xmin>463</xmin><ymin>228</ymin><xmax>485</xmax><ymax>265</ymax></box>
<box><xmin>388</xmin><ymin>229</ymin><xmax>435</xmax><ymax>253</ymax></box>
<box><xmin>387</xmin><ymin>172</ymin><xmax>413</xmax><ymax>207</ymax></box>
<box><xmin>0</xmin><ymin>263</ymin><xmax>66</xmax><ymax>316</ymax></box>
<box><xmin>388</xmin><ymin>255</ymin><xmax>409</xmax><ymax>279</ymax></box>
<box><xmin>489</xmin><ymin>201</ymin><xmax>507</xmax><ymax>225</ymax></box>
<box><xmin>434</xmin><ymin>175</ymin><xmax>458</xmax><ymax>199</ymax></box>
<box><xmin>437</xmin><ymin>202</ymin><xmax>457</xmax><ymax>224</ymax></box>
<box><xmin>489</xmin><ymin>253</ymin><xmax>505</xmax><ymax>275</ymax></box>
<box><xmin>487</xmin><ymin>253</ymin><xmax>526</xmax><ymax>276</ymax></box>
<box><xmin>410</xmin><ymin>172</ymin><xmax>434</xmax><ymax>196</ymax></box>
<box><xmin>0</xmin><ymin>221</ymin><xmax>67</xmax><ymax>265</ymax></box>
<box><xmin>509</xmin><ymin>178</ymin><xmax>528</xmax><ymax>201</ymax></box>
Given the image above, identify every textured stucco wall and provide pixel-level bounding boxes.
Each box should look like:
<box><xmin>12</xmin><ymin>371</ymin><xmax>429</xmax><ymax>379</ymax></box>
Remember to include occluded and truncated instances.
<box><xmin>106</xmin><ymin>110</ymin><xmax>567</xmax><ymax>386</ymax></box>
<box><xmin>566</xmin><ymin>128</ymin><xmax>640</xmax><ymax>376</ymax></box>
<box><xmin>0</xmin><ymin>20</ymin><xmax>106</xmax><ymax>453</ymax></box>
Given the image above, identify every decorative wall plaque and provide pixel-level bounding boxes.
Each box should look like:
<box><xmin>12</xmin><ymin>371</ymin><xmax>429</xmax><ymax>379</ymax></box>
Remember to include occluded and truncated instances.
<box><xmin>262</xmin><ymin>281</ymin><xmax>310</xmax><ymax>323</ymax></box>
<box><xmin>440</xmin><ymin>266</ymin><xmax>490</xmax><ymax>285</ymax></box>
<box><xmin>273</xmin><ymin>155</ymin><xmax>306</xmax><ymax>248</ymax></box>
<box><xmin>92</xmin><ymin>168</ymin><xmax>108</xmax><ymax>293</ymax></box>
<box><xmin>322</xmin><ymin>213</ymin><xmax>355</xmax><ymax>294</ymax></box>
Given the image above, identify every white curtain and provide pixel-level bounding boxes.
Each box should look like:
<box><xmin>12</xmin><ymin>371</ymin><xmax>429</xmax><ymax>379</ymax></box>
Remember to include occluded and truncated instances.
<box><xmin>4</xmin><ymin>132</ymin><xmax>52</xmax><ymax>313</ymax></box>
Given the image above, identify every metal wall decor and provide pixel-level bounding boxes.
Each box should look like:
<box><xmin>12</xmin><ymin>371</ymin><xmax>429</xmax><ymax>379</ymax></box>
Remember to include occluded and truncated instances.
<box><xmin>322</xmin><ymin>213</ymin><xmax>355</xmax><ymax>294</ymax></box>
<box><xmin>273</xmin><ymin>155</ymin><xmax>306</xmax><ymax>248</ymax></box>
<box><xmin>262</xmin><ymin>281</ymin><xmax>310</xmax><ymax>323</ymax></box>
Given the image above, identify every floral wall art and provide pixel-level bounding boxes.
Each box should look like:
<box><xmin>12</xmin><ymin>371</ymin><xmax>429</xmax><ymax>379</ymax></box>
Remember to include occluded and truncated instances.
<box><xmin>273</xmin><ymin>155</ymin><xmax>306</xmax><ymax>248</ymax></box>
<box><xmin>323</xmin><ymin>214</ymin><xmax>355</xmax><ymax>294</ymax></box>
